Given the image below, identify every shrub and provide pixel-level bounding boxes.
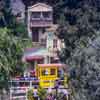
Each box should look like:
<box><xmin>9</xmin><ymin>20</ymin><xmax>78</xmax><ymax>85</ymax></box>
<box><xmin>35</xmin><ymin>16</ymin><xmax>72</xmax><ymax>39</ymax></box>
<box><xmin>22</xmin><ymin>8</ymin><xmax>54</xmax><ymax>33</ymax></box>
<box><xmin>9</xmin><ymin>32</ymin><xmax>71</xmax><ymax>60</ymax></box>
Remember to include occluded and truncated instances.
<box><xmin>38</xmin><ymin>87</ymin><xmax>47</xmax><ymax>100</ymax></box>
<box><xmin>27</xmin><ymin>89</ymin><xmax>34</xmax><ymax>100</ymax></box>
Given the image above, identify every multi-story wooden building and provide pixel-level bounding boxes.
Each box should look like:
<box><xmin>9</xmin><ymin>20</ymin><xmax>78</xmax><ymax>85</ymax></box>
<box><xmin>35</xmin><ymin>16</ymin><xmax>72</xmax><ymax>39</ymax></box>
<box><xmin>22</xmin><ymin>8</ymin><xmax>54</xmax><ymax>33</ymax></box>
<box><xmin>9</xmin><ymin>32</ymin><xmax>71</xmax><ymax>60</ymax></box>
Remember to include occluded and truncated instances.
<box><xmin>27</xmin><ymin>3</ymin><xmax>53</xmax><ymax>44</ymax></box>
<box><xmin>23</xmin><ymin>3</ymin><xmax>65</xmax><ymax>66</ymax></box>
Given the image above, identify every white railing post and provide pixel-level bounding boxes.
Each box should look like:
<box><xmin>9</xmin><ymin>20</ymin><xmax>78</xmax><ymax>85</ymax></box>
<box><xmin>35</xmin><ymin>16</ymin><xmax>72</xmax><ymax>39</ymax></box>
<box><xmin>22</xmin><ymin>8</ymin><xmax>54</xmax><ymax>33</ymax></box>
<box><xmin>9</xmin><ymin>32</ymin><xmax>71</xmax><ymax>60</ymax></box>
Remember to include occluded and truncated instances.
<box><xmin>10</xmin><ymin>88</ymin><xmax>12</xmax><ymax>100</ymax></box>
<box><xmin>26</xmin><ymin>88</ymin><xmax>28</xmax><ymax>100</ymax></box>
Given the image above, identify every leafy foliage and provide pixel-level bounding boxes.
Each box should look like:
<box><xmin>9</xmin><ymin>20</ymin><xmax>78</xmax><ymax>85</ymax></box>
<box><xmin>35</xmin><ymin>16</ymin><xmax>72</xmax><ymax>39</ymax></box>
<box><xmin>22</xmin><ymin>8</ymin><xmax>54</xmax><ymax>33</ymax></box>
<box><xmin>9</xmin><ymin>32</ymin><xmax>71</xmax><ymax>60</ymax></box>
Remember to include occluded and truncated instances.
<box><xmin>0</xmin><ymin>0</ymin><xmax>13</xmax><ymax>27</ymax></box>
<box><xmin>0</xmin><ymin>28</ymin><xmax>32</xmax><ymax>89</ymax></box>
<box><xmin>13</xmin><ymin>22</ymin><xmax>28</xmax><ymax>37</ymax></box>
<box><xmin>68</xmin><ymin>37</ymin><xmax>100</xmax><ymax>100</ymax></box>
<box><xmin>27</xmin><ymin>89</ymin><xmax>34</xmax><ymax>100</ymax></box>
<box><xmin>0</xmin><ymin>0</ymin><xmax>32</xmax><ymax>92</ymax></box>
<box><xmin>0</xmin><ymin>0</ymin><xmax>27</xmax><ymax>37</ymax></box>
<box><xmin>21</xmin><ymin>0</ymin><xmax>100</xmax><ymax>100</ymax></box>
<box><xmin>54</xmin><ymin>0</ymin><xmax>100</xmax><ymax>100</ymax></box>
<box><xmin>38</xmin><ymin>86</ymin><xmax>47</xmax><ymax>100</ymax></box>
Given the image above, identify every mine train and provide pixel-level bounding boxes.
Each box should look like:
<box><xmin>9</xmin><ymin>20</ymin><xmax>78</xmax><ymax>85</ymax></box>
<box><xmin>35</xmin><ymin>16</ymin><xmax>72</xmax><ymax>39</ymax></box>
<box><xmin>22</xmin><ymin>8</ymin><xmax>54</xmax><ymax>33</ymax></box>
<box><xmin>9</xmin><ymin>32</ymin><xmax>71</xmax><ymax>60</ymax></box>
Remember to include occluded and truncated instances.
<box><xmin>9</xmin><ymin>64</ymin><xmax>68</xmax><ymax>100</ymax></box>
<box><xmin>11</xmin><ymin>63</ymin><xmax>68</xmax><ymax>88</ymax></box>
<box><xmin>36</xmin><ymin>63</ymin><xmax>68</xmax><ymax>88</ymax></box>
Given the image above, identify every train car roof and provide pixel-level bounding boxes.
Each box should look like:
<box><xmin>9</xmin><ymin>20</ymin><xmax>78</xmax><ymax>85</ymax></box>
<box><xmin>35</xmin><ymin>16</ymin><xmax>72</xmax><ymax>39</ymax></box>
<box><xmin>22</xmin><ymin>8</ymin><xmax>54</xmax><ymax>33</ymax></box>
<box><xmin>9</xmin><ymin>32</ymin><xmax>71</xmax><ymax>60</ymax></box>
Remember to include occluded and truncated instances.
<box><xmin>38</xmin><ymin>63</ymin><xmax>66</xmax><ymax>68</ymax></box>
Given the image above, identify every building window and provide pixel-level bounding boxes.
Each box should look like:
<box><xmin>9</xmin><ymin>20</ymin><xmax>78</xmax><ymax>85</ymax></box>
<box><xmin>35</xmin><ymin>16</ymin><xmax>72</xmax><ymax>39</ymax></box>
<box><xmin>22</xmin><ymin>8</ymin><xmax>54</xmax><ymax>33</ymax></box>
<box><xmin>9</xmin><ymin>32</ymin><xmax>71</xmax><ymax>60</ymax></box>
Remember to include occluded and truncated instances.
<box><xmin>42</xmin><ymin>28</ymin><xmax>45</xmax><ymax>33</ymax></box>
<box><xmin>43</xmin><ymin>12</ymin><xmax>51</xmax><ymax>19</ymax></box>
<box><xmin>50</xmin><ymin>69</ymin><xmax>56</xmax><ymax>75</ymax></box>
<box><xmin>53</xmin><ymin>39</ymin><xmax>57</xmax><ymax>48</ymax></box>
<box><xmin>31</xmin><ymin>12</ymin><xmax>41</xmax><ymax>19</ymax></box>
<box><xmin>41</xmin><ymin>38</ymin><xmax>46</xmax><ymax>47</ymax></box>
<box><xmin>32</xmin><ymin>28</ymin><xmax>39</xmax><ymax>42</ymax></box>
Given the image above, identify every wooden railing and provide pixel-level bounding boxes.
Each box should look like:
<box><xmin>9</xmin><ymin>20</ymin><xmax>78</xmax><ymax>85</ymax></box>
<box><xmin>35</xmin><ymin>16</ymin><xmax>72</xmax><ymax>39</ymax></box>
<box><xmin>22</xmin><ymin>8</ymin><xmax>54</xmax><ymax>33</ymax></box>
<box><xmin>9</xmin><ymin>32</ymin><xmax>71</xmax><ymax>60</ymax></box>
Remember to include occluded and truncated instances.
<box><xmin>9</xmin><ymin>79</ymin><xmax>70</xmax><ymax>100</ymax></box>
<box><xmin>9</xmin><ymin>80</ymin><xmax>39</xmax><ymax>100</ymax></box>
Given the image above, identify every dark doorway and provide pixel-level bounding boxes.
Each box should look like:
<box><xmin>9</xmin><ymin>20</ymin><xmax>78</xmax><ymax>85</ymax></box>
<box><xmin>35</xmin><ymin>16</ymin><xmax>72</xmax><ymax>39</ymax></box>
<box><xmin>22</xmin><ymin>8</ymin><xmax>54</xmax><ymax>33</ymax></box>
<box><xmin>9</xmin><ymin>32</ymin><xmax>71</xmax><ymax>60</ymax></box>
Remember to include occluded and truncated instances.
<box><xmin>32</xmin><ymin>28</ymin><xmax>39</xmax><ymax>42</ymax></box>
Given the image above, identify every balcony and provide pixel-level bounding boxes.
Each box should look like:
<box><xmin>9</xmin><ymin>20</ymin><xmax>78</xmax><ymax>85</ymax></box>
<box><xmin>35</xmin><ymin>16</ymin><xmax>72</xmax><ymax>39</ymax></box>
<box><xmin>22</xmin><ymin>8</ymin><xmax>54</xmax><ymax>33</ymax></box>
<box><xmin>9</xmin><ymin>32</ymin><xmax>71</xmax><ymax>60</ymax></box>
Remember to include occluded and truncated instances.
<box><xmin>30</xmin><ymin>19</ymin><xmax>53</xmax><ymax>27</ymax></box>
<box><xmin>29</xmin><ymin>11</ymin><xmax>53</xmax><ymax>27</ymax></box>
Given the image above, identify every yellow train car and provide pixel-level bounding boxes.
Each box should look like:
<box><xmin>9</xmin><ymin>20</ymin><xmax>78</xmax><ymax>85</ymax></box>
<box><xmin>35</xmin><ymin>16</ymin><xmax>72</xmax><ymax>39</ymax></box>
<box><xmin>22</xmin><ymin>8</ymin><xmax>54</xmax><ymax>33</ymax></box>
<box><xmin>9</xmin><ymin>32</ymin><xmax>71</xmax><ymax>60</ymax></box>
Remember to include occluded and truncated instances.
<box><xmin>36</xmin><ymin>64</ymin><xmax>67</xmax><ymax>88</ymax></box>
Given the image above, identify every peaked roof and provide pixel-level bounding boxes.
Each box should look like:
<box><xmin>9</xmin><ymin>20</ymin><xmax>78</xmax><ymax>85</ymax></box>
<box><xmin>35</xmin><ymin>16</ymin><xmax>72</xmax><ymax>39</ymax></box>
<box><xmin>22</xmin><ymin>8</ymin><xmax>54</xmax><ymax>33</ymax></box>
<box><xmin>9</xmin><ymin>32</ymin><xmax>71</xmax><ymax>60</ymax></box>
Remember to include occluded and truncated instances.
<box><xmin>28</xmin><ymin>3</ymin><xmax>53</xmax><ymax>12</ymax></box>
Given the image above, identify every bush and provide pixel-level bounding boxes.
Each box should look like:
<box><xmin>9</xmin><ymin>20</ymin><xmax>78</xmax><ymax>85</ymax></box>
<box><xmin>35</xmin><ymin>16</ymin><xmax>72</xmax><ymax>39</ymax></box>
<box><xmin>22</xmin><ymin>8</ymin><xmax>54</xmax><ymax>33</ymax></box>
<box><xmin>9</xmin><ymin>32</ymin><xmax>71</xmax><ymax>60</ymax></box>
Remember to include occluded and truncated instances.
<box><xmin>38</xmin><ymin>87</ymin><xmax>47</xmax><ymax>100</ymax></box>
<box><xmin>27</xmin><ymin>89</ymin><xmax>34</xmax><ymax>100</ymax></box>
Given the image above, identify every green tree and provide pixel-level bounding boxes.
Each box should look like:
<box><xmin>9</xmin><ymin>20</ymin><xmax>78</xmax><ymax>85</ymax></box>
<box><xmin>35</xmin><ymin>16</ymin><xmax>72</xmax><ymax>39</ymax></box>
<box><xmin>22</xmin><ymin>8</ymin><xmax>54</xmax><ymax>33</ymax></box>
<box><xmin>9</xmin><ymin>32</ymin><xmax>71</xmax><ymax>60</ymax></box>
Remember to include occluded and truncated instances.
<box><xmin>0</xmin><ymin>28</ymin><xmax>32</xmax><ymax>99</ymax></box>
<box><xmin>27</xmin><ymin>89</ymin><xmax>34</xmax><ymax>100</ymax></box>
<box><xmin>0</xmin><ymin>0</ymin><xmax>28</xmax><ymax>37</ymax></box>
<box><xmin>38</xmin><ymin>87</ymin><xmax>47</xmax><ymax>100</ymax></box>
<box><xmin>55</xmin><ymin>0</ymin><xmax>100</xmax><ymax>100</ymax></box>
<box><xmin>0</xmin><ymin>0</ymin><xmax>31</xmax><ymax>99</ymax></box>
<box><xmin>0</xmin><ymin>28</ymin><xmax>32</xmax><ymax>76</ymax></box>
<box><xmin>0</xmin><ymin>0</ymin><xmax>13</xmax><ymax>27</ymax></box>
